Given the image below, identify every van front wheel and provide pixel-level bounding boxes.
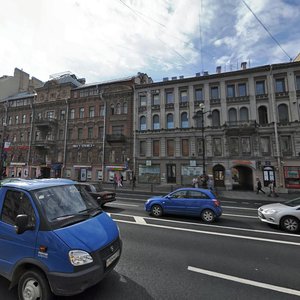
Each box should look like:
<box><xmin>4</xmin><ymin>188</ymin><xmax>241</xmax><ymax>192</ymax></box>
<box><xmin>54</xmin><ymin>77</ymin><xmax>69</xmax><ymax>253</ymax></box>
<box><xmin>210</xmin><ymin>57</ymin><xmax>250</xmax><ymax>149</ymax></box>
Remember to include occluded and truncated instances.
<box><xmin>18</xmin><ymin>269</ymin><xmax>53</xmax><ymax>300</ymax></box>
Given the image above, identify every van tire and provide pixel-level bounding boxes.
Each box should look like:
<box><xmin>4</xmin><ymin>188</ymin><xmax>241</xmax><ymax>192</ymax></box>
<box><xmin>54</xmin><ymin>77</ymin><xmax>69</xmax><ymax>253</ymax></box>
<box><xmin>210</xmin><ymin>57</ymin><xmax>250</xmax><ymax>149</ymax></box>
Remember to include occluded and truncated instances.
<box><xmin>18</xmin><ymin>269</ymin><xmax>53</xmax><ymax>300</ymax></box>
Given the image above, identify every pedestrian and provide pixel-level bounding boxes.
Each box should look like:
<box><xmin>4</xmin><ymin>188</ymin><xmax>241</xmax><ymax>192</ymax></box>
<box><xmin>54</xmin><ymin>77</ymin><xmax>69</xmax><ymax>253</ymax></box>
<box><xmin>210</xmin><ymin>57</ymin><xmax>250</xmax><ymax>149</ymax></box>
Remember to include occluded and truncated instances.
<box><xmin>256</xmin><ymin>178</ymin><xmax>265</xmax><ymax>194</ymax></box>
<box><xmin>268</xmin><ymin>180</ymin><xmax>278</xmax><ymax>197</ymax></box>
<box><xmin>132</xmin><ymin>174</ymin><xmax>136</xmax><ymax>190</ymax></box>
<box><xmin>117</xmin><ymin>174</ymin><xmax>123</xmax><ymax>187</ymax></box>
<box><xmin>207</xmin><ymin>176</ymin><xmax>214</xmax><ymax>191</ymax></box>
<box><xmin>113</xmin><ymin>173</ymin><xmax>117</xmax><ymax>190</ymax></box>
<box><xmin>192</xmin><ymin>177</ymin><xmax>198</xmax><ymax>188</ymax></box>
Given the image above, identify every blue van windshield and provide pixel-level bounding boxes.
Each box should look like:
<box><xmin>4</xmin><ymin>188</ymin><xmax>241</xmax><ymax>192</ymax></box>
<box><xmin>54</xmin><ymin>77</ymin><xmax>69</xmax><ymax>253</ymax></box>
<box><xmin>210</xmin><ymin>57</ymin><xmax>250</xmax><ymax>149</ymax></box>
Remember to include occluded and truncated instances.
<box><xmin>33</xmin><ymin>184</ymin><xmax>101</xmax><ymax>223</ymax></box>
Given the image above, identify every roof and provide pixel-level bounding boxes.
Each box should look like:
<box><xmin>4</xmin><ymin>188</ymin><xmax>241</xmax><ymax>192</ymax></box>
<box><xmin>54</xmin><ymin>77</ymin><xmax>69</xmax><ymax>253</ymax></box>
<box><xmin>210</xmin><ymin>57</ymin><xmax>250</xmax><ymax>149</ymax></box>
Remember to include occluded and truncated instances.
<box><xmin>1</xmin><ymin>178</ymin><xmax>76</xmax><ymax>191</ymax></box>
<box><xmin>2</xmin><ymin>91</ymin><xmax>36</xmax><ymax>102</ymax></box>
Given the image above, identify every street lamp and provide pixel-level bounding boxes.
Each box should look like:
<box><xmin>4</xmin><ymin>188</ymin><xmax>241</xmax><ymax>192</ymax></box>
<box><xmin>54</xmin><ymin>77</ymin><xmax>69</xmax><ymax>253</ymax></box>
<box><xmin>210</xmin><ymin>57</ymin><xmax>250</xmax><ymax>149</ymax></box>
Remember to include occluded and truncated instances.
<box><xmin>193</xmin><ymin>103</ymin><xmax>210</xmax><ymax>179</ymax></box>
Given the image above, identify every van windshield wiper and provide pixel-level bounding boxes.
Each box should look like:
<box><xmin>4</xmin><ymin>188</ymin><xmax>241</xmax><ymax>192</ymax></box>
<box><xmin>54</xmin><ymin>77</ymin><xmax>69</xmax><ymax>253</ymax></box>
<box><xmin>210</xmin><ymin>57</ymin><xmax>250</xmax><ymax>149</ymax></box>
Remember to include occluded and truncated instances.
<box><xmin>79</xmin><ymin>207</ymin><xmax>103</xmax><ymax>217</ymax></box>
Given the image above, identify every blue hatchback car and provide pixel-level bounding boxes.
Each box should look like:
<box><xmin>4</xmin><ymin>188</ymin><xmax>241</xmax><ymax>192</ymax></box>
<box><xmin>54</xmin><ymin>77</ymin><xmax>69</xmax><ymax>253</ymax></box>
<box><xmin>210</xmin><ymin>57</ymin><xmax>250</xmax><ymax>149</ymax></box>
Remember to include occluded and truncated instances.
<box><xmin>145</xmin><ymin>188</ymin><xmax>222</xmax><ymax>223</ymax></box>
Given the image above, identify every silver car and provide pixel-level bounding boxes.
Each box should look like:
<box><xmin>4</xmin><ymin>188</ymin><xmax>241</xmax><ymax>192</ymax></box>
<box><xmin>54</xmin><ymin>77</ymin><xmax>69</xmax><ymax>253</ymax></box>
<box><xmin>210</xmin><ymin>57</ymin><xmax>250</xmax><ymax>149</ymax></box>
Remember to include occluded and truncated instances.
<box><xmin>258</xmin><ymin>198</ymin><xmax>300</xmax><ymax>233</ymax></box>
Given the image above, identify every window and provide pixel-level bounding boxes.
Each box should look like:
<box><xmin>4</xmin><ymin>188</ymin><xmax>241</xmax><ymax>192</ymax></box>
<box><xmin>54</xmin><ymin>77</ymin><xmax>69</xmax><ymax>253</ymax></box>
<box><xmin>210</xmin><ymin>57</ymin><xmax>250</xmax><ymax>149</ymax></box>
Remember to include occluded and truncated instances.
<box><xmin>194</xmin><ymin>111</ymin><xmax>203</xmax><ymax>128</ymax></box>
<box><xmin>195</xmin><ymin>88</ymin><xmax>203</xmax><ymax>101</ymax></box>
<box><xmin>99</xmin><ymin>105</ymin><xmax>105</xmax><ymax>116</ymax></box>
<box><xmin>256</xmin><ymin>81</ymin><xmax>265</xmax><ymax>95</ymax></box>
<box><xmin>98</xmin><ymin>127</ymin><xmax>103</xmax><ymax>139</ymax></box>
<box><xmin>59</xmin><ymin>129</ymin><xmax>64</xmax><ymax>140</ymax></box>
<box><xmin>258</xmin><ymin>106</ymin><xmax>268</xmax><ymax>125</ymax></box>
<box><xmin>182</xmin><ymin>139</ymin><xmax>189</xmax><ymax>157</ymax></box>
<box><xmin>8</xmin><ymin>116</ymin><xmax>12</xmax><ymax>125</ymax></box>
<box><xmin>70</xmin><ymin>109</ymin><xmax>75</xmax><ymax>119</ymax></box>
<box><xmin>79</xmin><ymin>107</ymin><xmax>84</xmax><ymax>118</ymax></box>
<box><xmin>67</xmin><ymin>129</ymin><xmax>73</xmax><ymax>140</ymax></box>
<box><xmin>167</xmin><ymin>139</ymin><xmax>174</xmax><ymax>156</ymax></box>
<box><xmin>89</xmin><ymin>106</ymin><xmax>95</xmax><ymax>118</ymax></box>
<box><xmin>238</xmin><ymin>83</ymin><xmax>247</xmax><ymax>96</ymax></box>
<box><xmin>212</xmin><ymin>110</ymin><xmax>220</xmax><ymax>127</ymax></box>
<box><xmin>140</xmin><ymin>141</ymin><xmax>146</xmax><ymax>156</ymax></box>
<box><xmin>240</xmin><ymin>107</ymin><xmax>249</xmax><ymax>122</ymax></box>
<box><xmin>123</xmin><ymin>102</ymin><xmax>128</xmax><ymax>114</ymax></box>
<box><xmin>110</xmin><ymin>104</ymin><xmax>114</xmax><ymax>115</ymax></box>
<box><xmin>152</xmin><ymin>94</ymin><xmax>160</xmax><ymax>105</ymax></box>
<box><xmin>78</xmin><ymin>128</ymin><xmax>83</xmax><ymax>139</ymax></box>
<box><xmin>47</xmin><ymin>111</ymin><xmax>54</xmax><ymax>119</ymax></box>
<box><xmin>112</xmin><ymin>125</ymin><xmax>123</xmax><ymax>134</ymax></box>
<box><xmin>241</xmin><ymin>137</ymin><xmax>251</xmax><ymax>154</ymax></box>
<box><xmin>153</xmin><ymin>115</ymin><xmax>160</xmax><ymax>130</ymax></box>
<box><xmin>260</xmin><ymin>137</ymin><xmax>270</xmax><ymax>155</ymax></box>
<box><xmin>275</xmin><ymin>78</ymin><xmax>285</xmax><ymax>93</ymax></box>
<box><xmin>153</xmin><ymin>140</ymin><xmax>160</xmax><ymax>156</ymax></box>
<box><xmin>213</xmin><ymin>138</ymin><xmax>222</xmax><ymax>156</ymax></box>
<box><xmin>166</xmin><ymin>91</ymin><xmax>174</xmax><ymax>104</ymax></box>
<box><xmin>179</xmin><ymin>90</ymin><xmax>188</xmax><ymax>102</ymax></box>
<box><xmin>229</xmin><ymin>137</ymin><xmax>239</xmax><ymax>156</ymax></box>
<box><xmin>227</xmin><ymin>84</ymin><xmax>235</xmax><ymax>98</ymax></box>
<box><xmin>1</xmin><ymin>190</ymin><xmax>35</xmax><ymax>226</ymax></box>
<box><xmin>60</xmin><ymin>110</ymin><xmax>66</xmax><ymax>120</ymax></box>
<box><xmin>296</xmin><ymin>76</ymin><xmax>300</xmax><ymax>90</ymax></box>
<box><xmin>116</xmin><ymin>103</ymin><xmax>121</xmax><ymax>114</ymax></box>
<box><xmin>140</xmin><ymin>116</ymin><xmax>147</xmax><ymax>130</ymax></box>
<box><xmin>181</xmin><ymin>112</ymin><xmax>188</xmax><ymax>128</ymax></box>
<box><xmin>88</xmin><ymin>127</ymin><xmax>93</xmax><ymax>139</ymax></box>
<box><xmin>210</xmin><ymin>86</ymin><xmax>219</xmax><ymax>99</ymax></box>
<box><xmin>15</xmin><ymin>115</ymin><xmax>19</xmax><ymax>125</ymax></box>
<box><xmin>228</xmin><ymin>108</ymin><xmax>237</xmax><ymax>125</ymax></box>
<box><xmin>281</xmin><ymin>136</ymin><xmax>292</xmax><ymax>155</ymax></box>
<box><xmin>140</xmin><ymin>95</ymin><xmax>147</xmax><ymax>107</ymax></box>
<box><xmin>20</xmin><ymin>132</ymin><xmax>24</xmax><ymax>142</ymax></box>
<box><xmin>166</xmin><ymin>114</ymin><xmax>174</xmax><ymax>129</ymax></box>
<box><xmin>278</xmin><ymin>104</ymin><xmax>289</xmax><ymax>123</ymax></box>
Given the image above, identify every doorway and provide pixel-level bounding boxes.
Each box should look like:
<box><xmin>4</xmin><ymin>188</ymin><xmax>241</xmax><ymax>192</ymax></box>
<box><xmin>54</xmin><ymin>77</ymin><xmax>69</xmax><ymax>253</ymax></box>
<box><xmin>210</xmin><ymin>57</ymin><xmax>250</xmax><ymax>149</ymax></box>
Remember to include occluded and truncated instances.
<box><xmin>231</xmin><ymin>166</ymin><xmax>253</xmax><ymax>190</ymax></box>
<box><xmin>213</xmin><ymin>164</ymin><xmax>225</xmax><ymax>187</ymax></box>
<box><xmin>166</xmin><ymin>164</ymin><xmax>176</xmax><ymax>183</ymax></box>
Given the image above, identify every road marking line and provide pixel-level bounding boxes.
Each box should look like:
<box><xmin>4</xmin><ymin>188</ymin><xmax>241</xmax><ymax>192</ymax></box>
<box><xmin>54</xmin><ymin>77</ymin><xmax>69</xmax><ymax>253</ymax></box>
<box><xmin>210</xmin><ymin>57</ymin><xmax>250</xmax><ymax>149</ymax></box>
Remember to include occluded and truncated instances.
<box><xmin>107</xmin><ymin>203</ymin><xmax>139</xmax><ymax>207</ymax></box>
<box><xmin>134</xmin><ymin>216</ymin><xmax>147</xmax><ymax>224</ymax></box>
<box><xmin>222</xmin><ymin>213</ymin><xmax>257</xmax><ymax>219</ymax></box>
<box><xmin>110</xmin><ymin>212</ymin><xmax>300</xmax><ymax>237</ymax></box>
<box><xmin>187</xmin><ymin>266</ymin><xmax>300</xmax><ymax>297</ymax></box>
<box><xmin>222</xmin><ymin>206</ymin><xmax>257</xmax><ymax>211</ymax></box>
<box><xmin>115</xmin><ymin>220</ymin><xmax>300</xmax><ymax>246</ymax></box>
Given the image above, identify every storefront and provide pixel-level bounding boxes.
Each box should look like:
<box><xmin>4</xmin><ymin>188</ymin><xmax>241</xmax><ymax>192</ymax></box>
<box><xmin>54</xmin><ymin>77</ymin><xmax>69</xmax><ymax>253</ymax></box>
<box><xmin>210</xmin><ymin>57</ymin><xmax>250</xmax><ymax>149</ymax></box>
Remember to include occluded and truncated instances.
<box><xmin>138</xmin><ymin>163</ymin><xmax>160</xmax><ymax>184</ymax></box>
<box><xmin>284</xmin><ymin>166</ymin><xmax>300</xmax><ymax>189</ymax></box>
<box><xmin>105</xmin><ymin>165</ymin><xmax>128</xmax><ymax>182</ymax></box>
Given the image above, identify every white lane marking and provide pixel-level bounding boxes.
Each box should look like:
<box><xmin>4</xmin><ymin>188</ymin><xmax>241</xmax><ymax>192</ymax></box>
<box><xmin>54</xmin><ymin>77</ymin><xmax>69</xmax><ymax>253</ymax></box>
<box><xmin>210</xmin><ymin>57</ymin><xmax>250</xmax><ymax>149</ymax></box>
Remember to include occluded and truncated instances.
<box><xmin>107</xmin><ymin>203</ymin><xmax>139</xmax><ymax>207</ymax></box>
<box><xmin>187</xmin><ymin>266</ymin><xmax>300</xmax><ymax>297</ymax></box>
<box><xmin>115</xmin><ymin>219</ymin><xmax>300</xmax><ymax>246</ymax></box>
<box><xmin>222</xmin><ymin>213</ymin><xmax>257</xmax><ymax>219</ymax></box>
<box><xmin>134</xmin><ymin>216</ymin><xmax>147</xmax><ymax>224</ymax></box>
<box><xmin>111</xmin><ymin>212</ymin><xmax>300</xmax><ymax>237</ymax></box>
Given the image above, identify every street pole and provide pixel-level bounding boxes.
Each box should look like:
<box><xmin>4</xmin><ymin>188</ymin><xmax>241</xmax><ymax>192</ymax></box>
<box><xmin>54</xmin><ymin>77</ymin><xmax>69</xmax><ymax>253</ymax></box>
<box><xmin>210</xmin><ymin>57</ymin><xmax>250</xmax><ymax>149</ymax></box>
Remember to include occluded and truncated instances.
<box><xmin>201</xmin><ymin>107</ymin><xmax>206</xmax><ymax>175</ymax></box>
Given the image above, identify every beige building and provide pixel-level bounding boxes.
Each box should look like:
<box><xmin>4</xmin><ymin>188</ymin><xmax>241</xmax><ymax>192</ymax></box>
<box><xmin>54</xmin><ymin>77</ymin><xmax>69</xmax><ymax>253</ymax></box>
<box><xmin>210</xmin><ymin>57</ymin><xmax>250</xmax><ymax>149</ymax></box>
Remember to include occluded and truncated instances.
<box><xmin>134</xmin><ymin>61</ymin><xmax>300</xmax><ymax>191</ymax></box>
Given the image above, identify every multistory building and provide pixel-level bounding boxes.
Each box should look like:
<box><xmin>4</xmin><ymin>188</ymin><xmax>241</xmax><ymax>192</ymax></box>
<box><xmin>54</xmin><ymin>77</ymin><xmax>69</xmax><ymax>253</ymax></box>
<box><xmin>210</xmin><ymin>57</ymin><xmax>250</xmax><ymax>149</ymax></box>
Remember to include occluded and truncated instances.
<box><xmin>134</xmin><ymin>61</ymin><xmax>300</xmax><ymax>191</ymax></box>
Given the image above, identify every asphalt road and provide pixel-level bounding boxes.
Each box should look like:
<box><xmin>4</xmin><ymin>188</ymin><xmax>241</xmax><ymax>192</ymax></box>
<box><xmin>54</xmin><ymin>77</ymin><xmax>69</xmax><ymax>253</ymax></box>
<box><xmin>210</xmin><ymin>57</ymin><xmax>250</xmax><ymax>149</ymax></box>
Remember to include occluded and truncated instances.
<box><xmin>1</xmin><ymin>192</ymin><xmax>300</xmax><ymax>299</ymax></box>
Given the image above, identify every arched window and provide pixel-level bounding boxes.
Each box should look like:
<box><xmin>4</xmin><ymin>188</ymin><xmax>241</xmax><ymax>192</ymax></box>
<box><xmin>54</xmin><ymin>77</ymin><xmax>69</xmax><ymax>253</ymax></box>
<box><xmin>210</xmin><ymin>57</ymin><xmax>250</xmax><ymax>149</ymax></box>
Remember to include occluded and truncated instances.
<box><xmin>110</xmin><ymin>104</ymin><xmax>115</xmax><ymax>115</ymax></box>
<box><xmin>194</xmin><ymin>110</ymin><xmax>203</xmax><ymax>128</ymax></box>
<box><xmin>123</xmin><ymin>102</ymin><xmax>128</xmax><ymax>114</ymax></box>
<box><xmin>140</xmin><ymin>116</ymin><xmax>146</xmax><ymax>130</ymax></box>
<box><xmin>212</xmin><ymin>110</ymin><xmax>220</xmax><ymax>127</ymax></box>
<box><xmin>240</xmin><ymin>107</ymin><xmax>249</xmax><ymax>122</ymax></box>
<box><xmin>258</xmin><ymin>106</ymin><xmax>268</xmax><ymax>125</ymax></box>
<box><xmin>166</xmin><ymin>114</ymin><xmax>174</xmax><ymax>129</ymax></box>
<box><xmin>181</xmin><ymin>112</ymin><xmax>188</xmax><ymax>128</ymax></box>
<box><xmin>116</xmin><ymin>103</ymin><xmax>121</xmax><ymax>114</ymax></box>
<box><xmin>228</xmin><ymin>108</ymin><xmax>237</xmax><ymax>125</ymax></box>
<box><xmin>153</xmin><ymin>115</ymin><xmax>160</xmax><ymax>130</ymax></box>
<box><xmin>278</xmin><ymin>104</ymin><xmax>289</xmax><ymax>123</ymax></box>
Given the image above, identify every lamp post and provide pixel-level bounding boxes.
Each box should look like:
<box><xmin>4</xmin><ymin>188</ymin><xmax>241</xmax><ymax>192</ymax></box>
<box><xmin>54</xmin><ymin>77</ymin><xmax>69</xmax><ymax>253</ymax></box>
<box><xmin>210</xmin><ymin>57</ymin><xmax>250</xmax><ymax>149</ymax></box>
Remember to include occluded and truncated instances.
<box><xmin>193</xmin><ymin>103</ymin><xmax>210</xmax><ymax>180</ymax></box>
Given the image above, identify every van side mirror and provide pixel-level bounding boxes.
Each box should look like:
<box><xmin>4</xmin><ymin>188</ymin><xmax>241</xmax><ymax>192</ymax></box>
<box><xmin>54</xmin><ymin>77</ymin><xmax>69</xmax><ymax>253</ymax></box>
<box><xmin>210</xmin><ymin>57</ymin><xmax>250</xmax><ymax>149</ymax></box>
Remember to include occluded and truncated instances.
<box><xmin>15</xmin><ymin>214</ymin><xmax>34</xmax><ymax>234</ymax></box>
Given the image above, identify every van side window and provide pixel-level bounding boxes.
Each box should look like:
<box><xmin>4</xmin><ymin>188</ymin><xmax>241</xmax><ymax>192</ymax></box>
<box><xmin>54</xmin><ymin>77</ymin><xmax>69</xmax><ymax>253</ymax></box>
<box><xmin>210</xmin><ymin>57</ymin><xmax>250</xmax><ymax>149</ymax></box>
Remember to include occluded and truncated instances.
<box><xmin>1</xmin><ymin>190</ymin><xmax>36</xmax><ymax>226</ymax></box>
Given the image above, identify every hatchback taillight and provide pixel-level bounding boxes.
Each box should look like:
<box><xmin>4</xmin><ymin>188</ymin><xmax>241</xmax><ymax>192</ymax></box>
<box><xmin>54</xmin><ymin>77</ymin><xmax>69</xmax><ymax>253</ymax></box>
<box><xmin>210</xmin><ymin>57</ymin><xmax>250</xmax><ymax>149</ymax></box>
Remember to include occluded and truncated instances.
<box><xmin>212</xmin><ymin>199</ymin><xmax>220</xmax><ymax>207</ymax></box>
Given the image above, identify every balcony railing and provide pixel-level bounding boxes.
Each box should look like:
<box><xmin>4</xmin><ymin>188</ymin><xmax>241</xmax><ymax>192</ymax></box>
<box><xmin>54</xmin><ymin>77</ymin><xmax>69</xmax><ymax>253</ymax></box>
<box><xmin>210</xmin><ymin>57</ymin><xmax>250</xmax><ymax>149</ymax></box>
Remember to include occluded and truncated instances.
<box><xmin>106</xmin><ymin>134</ymin><xmax>126</xmax><ymax>143</ymax></box>
<box><xmin>35</xmin><ymin>117</ymin><xmax>58</xmax><ymax>128</ymax></box>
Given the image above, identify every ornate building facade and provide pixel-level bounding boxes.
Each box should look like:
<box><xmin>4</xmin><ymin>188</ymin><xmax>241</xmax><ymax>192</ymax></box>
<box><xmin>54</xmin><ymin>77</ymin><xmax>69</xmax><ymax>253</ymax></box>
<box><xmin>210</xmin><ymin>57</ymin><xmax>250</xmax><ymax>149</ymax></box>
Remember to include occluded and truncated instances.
<box><xmin>134</xmin><ymin>61</ymin><xmax>300</xmax><ymax>191</ymax></box>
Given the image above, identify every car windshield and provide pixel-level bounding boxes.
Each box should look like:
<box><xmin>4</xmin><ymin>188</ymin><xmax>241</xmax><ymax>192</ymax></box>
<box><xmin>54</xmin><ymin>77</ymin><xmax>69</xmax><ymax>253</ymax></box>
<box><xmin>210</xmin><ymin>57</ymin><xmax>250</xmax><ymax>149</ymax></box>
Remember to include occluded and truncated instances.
<box><xmin>33</xmin><ymin>184</ymin><xmax>101</xmax><ymax>223</ymax></box>
<box><xmin>284</xmin><ymin>198</ymin><xmax>300</xmax><ymax>207</ymax></box>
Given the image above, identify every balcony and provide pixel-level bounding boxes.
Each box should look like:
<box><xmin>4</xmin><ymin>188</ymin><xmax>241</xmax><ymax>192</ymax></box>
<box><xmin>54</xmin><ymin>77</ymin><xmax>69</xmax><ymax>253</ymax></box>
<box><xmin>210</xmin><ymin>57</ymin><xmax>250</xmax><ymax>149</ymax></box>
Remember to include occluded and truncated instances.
<box><xmin>256</xmin><ymin>93</ymin><xmax>268</xmax><ymax>100</ymax></box>
<box><xmin>226</xmin><ymin>95</ymin><xmax>249</xmax><ymax>103</ymax></box>
<box><xmin>138</xmin><ymin>106</ymin><xmax>147</xmax><ymax>113</ymax></box>
<box><xmin>275</xmin><ymin>91</ymin><xmax>289</xmax><ymax>98</ymax></box>
<box><xmin>224</xmin><ymin>120</ymin><xmax>257</xmax><ymax>135</ymax></box>
<box><xmin>106</xmin><ymin>134</ymin><xmax>126</xmax><ymax>143</ymax></box>
<box><xmin>165</xmin><ymin>103</ymin><xmax>174</xmax><ymax>109</ymax></box>
<box><xmin>151</xmin><ymin>105</ymin><xmax>160</xmax><ymax>111</ymax></box>
<box><xmin>32</xmin><ymin>139</ymin><xmax>56</xmax><ymax>149</ymax></box>
<box><xmin>35</xmin><ymin>117</ymin><xmax>58</xmax><ymax>129</ymax></box>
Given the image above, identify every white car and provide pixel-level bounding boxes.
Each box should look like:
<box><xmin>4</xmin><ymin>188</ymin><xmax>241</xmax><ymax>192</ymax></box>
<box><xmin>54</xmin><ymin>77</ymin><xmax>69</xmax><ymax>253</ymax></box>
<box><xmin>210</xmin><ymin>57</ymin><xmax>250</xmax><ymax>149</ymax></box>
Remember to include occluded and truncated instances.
<box><xmin>258</xmin><ymin>198</ymin><xmax>300</xmax><ymax>233</ymax></box>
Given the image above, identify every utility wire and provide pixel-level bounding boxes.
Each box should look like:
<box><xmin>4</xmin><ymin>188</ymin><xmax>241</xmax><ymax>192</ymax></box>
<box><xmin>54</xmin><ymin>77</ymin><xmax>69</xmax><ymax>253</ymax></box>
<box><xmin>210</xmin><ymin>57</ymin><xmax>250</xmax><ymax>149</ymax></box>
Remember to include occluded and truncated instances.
<box><xmin>242</xmin><ymin>0</ymin><xmax>292</xmax><ymax>61</ymax></box>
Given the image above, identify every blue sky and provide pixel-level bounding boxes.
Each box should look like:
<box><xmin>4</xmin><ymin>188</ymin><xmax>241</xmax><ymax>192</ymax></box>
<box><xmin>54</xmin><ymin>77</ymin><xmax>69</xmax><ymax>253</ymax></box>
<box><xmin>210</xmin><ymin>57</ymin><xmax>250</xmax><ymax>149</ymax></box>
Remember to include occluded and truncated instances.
<box><xmin>1</xmin><ymin>0</ymin><xmax>300</xmax><ymax>83</ymax></box>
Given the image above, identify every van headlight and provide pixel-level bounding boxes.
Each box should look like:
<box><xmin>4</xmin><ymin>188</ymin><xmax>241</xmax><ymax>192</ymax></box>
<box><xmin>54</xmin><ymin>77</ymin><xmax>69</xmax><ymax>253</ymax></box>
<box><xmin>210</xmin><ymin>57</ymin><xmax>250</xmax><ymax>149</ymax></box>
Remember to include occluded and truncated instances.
<box><xmin>69</xmin><ymin>250</ymin><xmax>93</xmax><ymax>266</ymax></box>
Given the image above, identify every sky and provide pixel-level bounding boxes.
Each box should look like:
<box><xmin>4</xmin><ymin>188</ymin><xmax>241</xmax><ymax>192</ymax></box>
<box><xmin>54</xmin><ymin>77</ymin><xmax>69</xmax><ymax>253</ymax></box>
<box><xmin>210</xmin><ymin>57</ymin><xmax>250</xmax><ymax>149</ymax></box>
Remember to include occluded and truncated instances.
<box><xmin>1</xmin><ymin>0</ymin><xmax>300</xmax><ymax>84</ymax></box>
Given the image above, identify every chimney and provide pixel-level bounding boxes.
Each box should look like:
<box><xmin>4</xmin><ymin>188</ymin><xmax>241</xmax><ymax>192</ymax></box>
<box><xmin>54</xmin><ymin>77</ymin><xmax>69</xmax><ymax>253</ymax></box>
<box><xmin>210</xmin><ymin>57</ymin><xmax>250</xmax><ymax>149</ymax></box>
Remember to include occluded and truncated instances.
<box><xmin>171</xmin><ymin>76</ymin><xmax>177</xmax><ymax>80</ymax></box>
<box><xmin>241</xmin><ymin>62</ymin><xmax>247</xmax><ymax>70</ymax></box>
<box><xmin>216</xmin><ymin>66</ymin><xmax>221</xmax><ymax>74</ymax></box>
<box><xmin>163</xmin><ymin>77</ymin><xmax>169</xmax><ymax>81</ymax></box>
<box><xmin>203</xmin><ymin>71</ymin><xmax>209</xmax><ymax>76</ymax></box>
<box><xmin>195</xmin><ymin>72</ymin><xmax>201</xmax><ymax>77</ymax></box>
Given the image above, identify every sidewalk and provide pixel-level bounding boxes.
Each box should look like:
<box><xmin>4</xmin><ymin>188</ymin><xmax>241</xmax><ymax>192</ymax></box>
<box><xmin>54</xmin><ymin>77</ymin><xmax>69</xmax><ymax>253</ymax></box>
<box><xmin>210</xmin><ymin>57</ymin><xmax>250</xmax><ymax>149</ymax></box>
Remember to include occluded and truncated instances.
<box><xmin>102</xmin><ymin>182</ymin><xmax>298</xmax><ymax>202</ymax></box>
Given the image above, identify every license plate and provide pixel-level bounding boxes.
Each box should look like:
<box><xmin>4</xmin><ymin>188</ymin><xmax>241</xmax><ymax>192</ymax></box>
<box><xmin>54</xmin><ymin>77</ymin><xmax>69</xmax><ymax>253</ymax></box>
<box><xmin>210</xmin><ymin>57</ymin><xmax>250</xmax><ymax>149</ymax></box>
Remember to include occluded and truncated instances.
<box><xmin>106</xmin><ymin>249</ymin><xmax>120</xmax><ymax>268</ymax></box>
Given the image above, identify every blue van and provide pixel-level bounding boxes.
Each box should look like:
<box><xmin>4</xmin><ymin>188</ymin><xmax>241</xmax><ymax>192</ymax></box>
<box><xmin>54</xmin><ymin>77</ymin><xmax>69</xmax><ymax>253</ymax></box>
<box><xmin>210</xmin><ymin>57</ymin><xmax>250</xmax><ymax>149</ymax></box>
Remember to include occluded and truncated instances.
<box><xmin>0</xmin><ymin>178</ymin><xmax>122</xmax><ymax>299</ymax></box>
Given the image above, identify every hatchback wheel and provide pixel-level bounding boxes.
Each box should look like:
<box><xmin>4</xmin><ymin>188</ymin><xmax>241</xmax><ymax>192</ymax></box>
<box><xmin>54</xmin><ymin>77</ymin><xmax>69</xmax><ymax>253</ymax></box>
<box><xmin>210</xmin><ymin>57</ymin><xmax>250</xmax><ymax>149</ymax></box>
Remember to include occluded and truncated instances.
<box><xmin>280</xmin><ymin>216</ymin><xmax>299</xmax><ymax>232</ymax></box>
<box><xmin>201</xmin><ymin>209</ymin><xmax>215</xmax><ymax>223</ymax></box>
<box><xmin>151</xmin><ymin>205</ymin><xmax>163</xmax><ymax>217</ymax></box>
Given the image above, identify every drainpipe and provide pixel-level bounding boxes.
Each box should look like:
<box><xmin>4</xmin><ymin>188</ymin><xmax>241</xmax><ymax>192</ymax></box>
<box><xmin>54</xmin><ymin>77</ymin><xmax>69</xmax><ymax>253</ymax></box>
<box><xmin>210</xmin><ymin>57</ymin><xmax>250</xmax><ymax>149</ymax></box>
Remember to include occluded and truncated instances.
<box><xmin>27</xmin><ymin>96</ymin><xmax>35</xmax><ymax>177</ymax></box>
<box><xmin>269</xmin><ymin>65</ymin><xmax>283</xmax><ymax>188</ymax></box>
<box><xmin>99</xmin><ymin>88</ymin><xmax>106</xmax><ymax>182</ymax></box>
<box><xmin>62</xmin><ymin>98</ymin><xmax>69</xmax><ymax>178</ymax></box>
